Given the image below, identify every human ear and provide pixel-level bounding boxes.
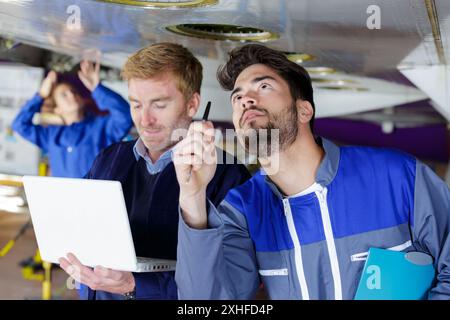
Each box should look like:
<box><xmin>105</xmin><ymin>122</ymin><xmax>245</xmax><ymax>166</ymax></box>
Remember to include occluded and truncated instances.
<box><xmin>187</xmin><ymin>92</ymin><xmax>200</xmax><ymax>118</ymax></box>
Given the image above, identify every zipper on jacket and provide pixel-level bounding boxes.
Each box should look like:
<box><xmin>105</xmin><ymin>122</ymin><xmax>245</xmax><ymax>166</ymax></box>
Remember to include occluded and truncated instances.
<box><xmin>283</xmin><ymin>198</ymin><xmax>310</xmax><ymax>300</ymax></box>
<box><xmin>350</xmin><ymin>240</ymin><xmax>413</xmax><ymax>262</ymax></box>
<box><xmin>315</xmin><ymin>187</ymin><xmax>343</xmax><ymax>300</ymax></box>
<box><xmin>259</xmin><ymin>268</ymin><xmax>289</xmax><ymax>276</ymax></box>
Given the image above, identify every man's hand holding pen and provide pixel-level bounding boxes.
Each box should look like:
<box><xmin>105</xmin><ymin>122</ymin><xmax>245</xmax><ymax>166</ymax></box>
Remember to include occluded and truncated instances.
<box><xmin>173</xmin><ymin>102</ymin><xmax>216</xmax><ymax>230</ymax></box>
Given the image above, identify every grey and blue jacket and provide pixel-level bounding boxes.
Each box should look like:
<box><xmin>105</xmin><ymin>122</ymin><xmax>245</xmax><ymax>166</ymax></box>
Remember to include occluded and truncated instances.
<box><xmin>176</xmin><ymin>138</ymin><xmax>450</xmax><ymax>300</ymax></box>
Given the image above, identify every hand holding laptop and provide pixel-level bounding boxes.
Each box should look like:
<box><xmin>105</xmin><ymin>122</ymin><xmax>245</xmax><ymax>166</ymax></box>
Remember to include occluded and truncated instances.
<box><xmin>59</xmin><ymin>252</ymin><xmax>135</xmax><ymax>295</ymax></box>
<box><xmin>22</xmin><ymin>175</ymin><xmax>177</xmax><ymax>298</ymax></box>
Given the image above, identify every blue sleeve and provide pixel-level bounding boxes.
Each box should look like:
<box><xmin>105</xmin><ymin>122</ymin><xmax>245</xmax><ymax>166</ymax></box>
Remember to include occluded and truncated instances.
<box><xmin>207</xmin><ymin>160</ymin><xmax>252</xmax><ymax>207</ymax></box>
<box><xmin>176</xmin><ymin>199</ymin><xmax>260</xmax><ymax>299</ymax></box>
<box><xmin>91</xmin><ymin>84</ymin><xmax>132</xmax><ymax>142</ymax></box>
<box><xmin>413</xmin><ymin>161</ymin><xmax>450</xmax><ymax>299</ymax></box>
<box><xmin>11</xmin><ymin>93</ymin><xmax>50</xmax><ymax>152</ymax></box>
<box><xmin>133</xmin><ymin>272</ymin><xmax>177</xmax><ymax>300</ymax></box>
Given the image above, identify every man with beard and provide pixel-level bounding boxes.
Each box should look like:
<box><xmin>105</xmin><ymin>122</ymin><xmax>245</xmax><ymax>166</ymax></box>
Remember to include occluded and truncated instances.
<box><xmin>58</xmin><ymin>43</ymin><xmax>250</xmax><ymax>300</ymax></box>
<box><xmin>173</xmin><ymin>44</ymin><xmax>450</xmax><ymax>299</ymax></box>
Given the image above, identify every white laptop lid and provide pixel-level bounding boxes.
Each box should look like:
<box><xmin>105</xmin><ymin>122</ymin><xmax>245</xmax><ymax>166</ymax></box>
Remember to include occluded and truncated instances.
<box><xmin>23</xmin><ymin>176</ymin><xmax>139</xmax><ymax>272</ymax></box>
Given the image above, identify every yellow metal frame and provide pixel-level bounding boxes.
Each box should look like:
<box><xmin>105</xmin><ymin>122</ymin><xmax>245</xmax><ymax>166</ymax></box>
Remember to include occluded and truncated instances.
<box><xmin>21</xmin><ymin>250</ymin><xmax>44</xmax><ymax>282</ymax></box>
<box><xmin>20</xmin><ymin>250</ymin><xmax>52</xmax><ymax>299</ymax></box>
<box><xmin>22</xmin><ymin>267</ymin><xmax>44</xmax><ymax>282</ymax></box>
<box><xmin>1</xmin><ymin>160</ymin><xmax>52</xmax><ymax>299</ymax></box>
<box><xmin>0</xmin><ymin>178</ymin><xmax>23</xmax><ymax>188</ymax></box>
<box><xmin>0</xmin><ymin>240</ymin><xmax>15</xmax><ymax>257</ymax></box>
<box><xmin>42</xmin><ymin>261</ymin><xmax>52</xmax><ymax>300</ymax></box>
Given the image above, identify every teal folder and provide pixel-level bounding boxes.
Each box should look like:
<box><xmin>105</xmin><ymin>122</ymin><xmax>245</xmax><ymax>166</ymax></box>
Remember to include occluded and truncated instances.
<box><xmin>354</xmin><ymin>247</ymin><xmax>436</xmax><ymax>300</ymax></box>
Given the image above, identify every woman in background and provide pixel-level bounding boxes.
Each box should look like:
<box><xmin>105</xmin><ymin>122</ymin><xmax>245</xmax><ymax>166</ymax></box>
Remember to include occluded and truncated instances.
<box><xmin>12</xmin><ymin>59</ymin><xmax>132</xmax><ymax>178</ymax></box>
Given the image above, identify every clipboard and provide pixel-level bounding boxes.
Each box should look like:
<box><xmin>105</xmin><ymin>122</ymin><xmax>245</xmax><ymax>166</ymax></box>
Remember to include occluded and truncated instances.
<box><xmin>354</xmin><ymin>247</ymin><xmax>436</xmax><ymax>300</ymax></box>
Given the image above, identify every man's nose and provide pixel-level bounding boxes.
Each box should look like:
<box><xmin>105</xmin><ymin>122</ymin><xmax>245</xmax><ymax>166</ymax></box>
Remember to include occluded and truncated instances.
<box><xmin>241</xmin><ymin>94</ymin><xmax>257</xmax><ymax>109</ymax></box>
<box><xmin>141</xmin><ymin>110</ymin><xmax>157</xmax><ymax>126</ymax></box>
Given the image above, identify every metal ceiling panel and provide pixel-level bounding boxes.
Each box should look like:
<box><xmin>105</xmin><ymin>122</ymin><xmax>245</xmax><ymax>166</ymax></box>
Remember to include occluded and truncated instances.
<box><xmin>0</xmin><ymin>0</ymin><xmax>448</xmax><ymax>120</ymax></box>
<box><xmin>0</xmin><ymin>0</ymin><xmax>448</xmax><ymax>71</ymax></box>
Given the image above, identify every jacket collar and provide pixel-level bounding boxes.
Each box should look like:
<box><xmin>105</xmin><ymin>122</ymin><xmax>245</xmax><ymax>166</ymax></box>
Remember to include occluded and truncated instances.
<box><xmin>316</xmin><ymin>138</ymin><xmax>340</xmax><ymax>186</ymax></box>
<box><xmin>263</xmin><ymin>137</ymin><xmax>340</xmax><ymax>198</ymax></box>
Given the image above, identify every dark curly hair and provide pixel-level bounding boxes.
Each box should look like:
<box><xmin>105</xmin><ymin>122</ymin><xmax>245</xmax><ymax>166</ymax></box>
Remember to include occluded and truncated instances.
<box><xmin>217</xmin><ymin>44</ymin><xmax>315</xmax><ymax>133</ymax></box>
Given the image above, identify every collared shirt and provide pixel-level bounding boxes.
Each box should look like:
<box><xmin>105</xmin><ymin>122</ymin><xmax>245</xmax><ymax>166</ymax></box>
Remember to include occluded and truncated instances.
<box><xmin>81</xmin><ymin>137</ymin><xmax>252</xmax><ymax>300</ymax></box>
<box><xmin>132</xmin><ymin>138</ymin><xmax>173</xmax><ymax>175</ymax></box>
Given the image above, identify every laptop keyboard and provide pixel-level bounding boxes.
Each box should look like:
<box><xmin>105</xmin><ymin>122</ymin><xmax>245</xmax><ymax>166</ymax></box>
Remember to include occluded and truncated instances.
<box><xmin>137</xmin><ymin>257</ymin><xmax>176</xmax><ymax>272</ymax></box>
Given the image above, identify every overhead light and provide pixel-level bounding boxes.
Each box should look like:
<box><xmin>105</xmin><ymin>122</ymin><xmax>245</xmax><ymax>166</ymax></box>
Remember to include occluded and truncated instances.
<box><xmin>305</xmin><ymin>67</ymin><xmax>337</xmax><ymax>75</ymax></box>
<box><xmin>95</xmin><ymin>0</ymin><xmax>217</xmax><ymax>8</ymax></box>
<box><xmin>311</xmin><ymin>78</ymin><xmax>358</xmax><ymax>85</ymax></box>
<box><xmin>309</xmin><ymin>71</ymin><xmax>367</xmax><ymax>91</ymax></box>
<box><xmin>316</xmin><ymin>86</ymin><xmax>369</xmax><ymax>92</ymax></box>
<box><xmin>46</xmin><ymin>52</ymin><xmax>76</xmax><ymax>73</ymax></box>
<box><xmin>284</xmin><ymin>52</ymin><xmax>315</xmax><ymax>64</ymax></box>
<box><xmin>166</xmin><ymin>24</ymin><xmax>279</xmax><ymax>42</ymax></box>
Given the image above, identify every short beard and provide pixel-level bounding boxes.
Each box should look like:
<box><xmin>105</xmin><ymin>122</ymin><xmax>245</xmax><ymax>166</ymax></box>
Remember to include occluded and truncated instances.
<box><xmin>240</xmin><ymin>102</ymin><xmax>298</xmax><ymax>158</ymax></box>
<box><xmin>143</xmin><ymin>113</ymin><xmax>191</xmax><ymax>154</ymax></box>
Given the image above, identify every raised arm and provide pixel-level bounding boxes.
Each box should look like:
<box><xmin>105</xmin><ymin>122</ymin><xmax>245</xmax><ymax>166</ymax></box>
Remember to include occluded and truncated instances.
<box><xmin>173</xmin><ymin>121</ymin><xmax>259</xmax><ymax>299</ymax></box>
<box><xmin>11</xmin><ymin>71</ymin><xmax>57</xmax><ymax>151</ymax></box>
<box><xmin>78</xmin><ymin>59</ymin><xmax>132</xmax><ymax>140</ymax></box>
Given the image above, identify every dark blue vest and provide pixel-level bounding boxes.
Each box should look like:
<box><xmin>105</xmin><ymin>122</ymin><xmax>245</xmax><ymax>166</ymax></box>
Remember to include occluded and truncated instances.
<box><xmin>81</xmin><ymin>140</ymin><xmax>250</xmax><ymax>299</ymax></box>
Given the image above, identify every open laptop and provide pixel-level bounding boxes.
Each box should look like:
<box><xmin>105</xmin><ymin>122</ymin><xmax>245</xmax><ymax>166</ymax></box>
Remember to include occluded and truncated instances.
<box><xmin>22</xmin><ymin>175</ymin><xmax>176</xmax><ymax>273</ymax></box>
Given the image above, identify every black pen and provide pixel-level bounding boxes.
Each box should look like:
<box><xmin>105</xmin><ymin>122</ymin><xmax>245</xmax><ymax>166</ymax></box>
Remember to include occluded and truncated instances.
<box><xmin>202</xmin><ymin>101</ymin><xmax>211</xmax><ymax>121</ymax></box>
<box><xmin>186</xmin><ymin>101</ymin><xmax>211</xmax><ymax>182</ymax></box>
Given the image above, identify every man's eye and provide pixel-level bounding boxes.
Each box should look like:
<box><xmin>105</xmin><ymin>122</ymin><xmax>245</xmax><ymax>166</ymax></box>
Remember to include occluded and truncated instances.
<box><xmin>155</xmin><ymin>105</ymin><xmax>166</xmax><ymax>109</ymax></box>
<box><xmin>261</xmin><ymin>83</ymin><xmax>270</xmax><ymax>89</ymax></box>
<box><xmin>133</xmin><ymin>105</ymin><xmax>141</xmax><ymax>109</ymax></box>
